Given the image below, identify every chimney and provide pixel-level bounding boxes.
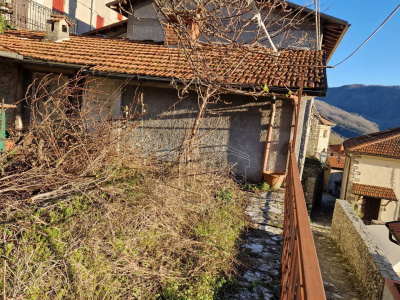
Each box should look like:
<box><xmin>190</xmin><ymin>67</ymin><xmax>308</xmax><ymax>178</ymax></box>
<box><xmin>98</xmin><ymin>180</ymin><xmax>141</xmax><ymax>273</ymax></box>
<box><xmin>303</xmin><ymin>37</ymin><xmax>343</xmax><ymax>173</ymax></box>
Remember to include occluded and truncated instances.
<box><xmin>44</xmin><ymin>14</ymin><xmax>71</xmax><ymax>42</ymax></box>
<box><xmin>164</xmin><ymin>15</ymin><xmax>200</xmax><ymax>47</ymax></box>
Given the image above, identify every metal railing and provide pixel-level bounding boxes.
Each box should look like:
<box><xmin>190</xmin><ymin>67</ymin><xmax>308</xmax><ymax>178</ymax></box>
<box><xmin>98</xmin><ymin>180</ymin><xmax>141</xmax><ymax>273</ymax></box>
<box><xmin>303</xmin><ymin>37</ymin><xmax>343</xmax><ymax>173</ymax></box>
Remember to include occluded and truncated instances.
<box><xmin>0</xmin><ymin>0</ymin><xmax>77</xmax><ymax>34</ymax></box>
<box><xmin>280</xmin><ymin>147</ymin><xmax>326</xmax><ymax>299</ymax></box>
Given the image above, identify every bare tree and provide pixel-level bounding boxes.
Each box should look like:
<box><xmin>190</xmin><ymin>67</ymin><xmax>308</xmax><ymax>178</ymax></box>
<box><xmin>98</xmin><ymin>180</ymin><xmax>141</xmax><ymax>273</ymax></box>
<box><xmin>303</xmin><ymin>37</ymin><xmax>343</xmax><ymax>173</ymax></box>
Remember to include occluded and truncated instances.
<box><xmin>116</xmin><ymin>0</ymin><xmax>315</xmax><ymax>161</ymax></box>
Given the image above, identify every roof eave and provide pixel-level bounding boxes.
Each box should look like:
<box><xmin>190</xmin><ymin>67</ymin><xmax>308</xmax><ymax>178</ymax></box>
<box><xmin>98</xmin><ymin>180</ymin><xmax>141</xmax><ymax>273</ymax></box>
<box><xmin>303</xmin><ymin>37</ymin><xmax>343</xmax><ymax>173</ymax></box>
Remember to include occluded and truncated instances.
<box><xmin>325</xmin><ymin>23</ymin><xmax>350</xmax><ymax>63</ymax></box>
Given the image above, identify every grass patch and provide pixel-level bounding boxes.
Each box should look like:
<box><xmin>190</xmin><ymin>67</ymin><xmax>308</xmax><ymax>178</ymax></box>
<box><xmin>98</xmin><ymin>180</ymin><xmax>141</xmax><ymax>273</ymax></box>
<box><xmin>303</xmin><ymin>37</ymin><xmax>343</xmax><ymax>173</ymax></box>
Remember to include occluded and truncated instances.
<box><xmin>0</xmin><ymin>162</ymin><xmax>248</xmax><ymax>299</ymax></box>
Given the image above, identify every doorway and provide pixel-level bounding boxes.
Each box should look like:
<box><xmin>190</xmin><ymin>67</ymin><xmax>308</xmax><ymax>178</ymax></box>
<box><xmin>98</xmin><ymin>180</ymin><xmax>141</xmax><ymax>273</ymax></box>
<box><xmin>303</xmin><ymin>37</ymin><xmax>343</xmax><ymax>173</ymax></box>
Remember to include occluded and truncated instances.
<box><xmin>361</xmin><ymin>197</ymin><xmax>381</xmax><ymax>223</ymax></box>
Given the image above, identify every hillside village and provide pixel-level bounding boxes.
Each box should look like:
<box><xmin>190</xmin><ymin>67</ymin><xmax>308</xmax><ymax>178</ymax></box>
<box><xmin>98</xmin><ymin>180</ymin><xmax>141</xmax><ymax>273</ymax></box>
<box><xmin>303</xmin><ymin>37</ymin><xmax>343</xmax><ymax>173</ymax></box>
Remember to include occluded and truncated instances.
<box><xmin>0</xmin><ymin>0</ymin><xmax>399</xmax><ymax>299</ymax></box>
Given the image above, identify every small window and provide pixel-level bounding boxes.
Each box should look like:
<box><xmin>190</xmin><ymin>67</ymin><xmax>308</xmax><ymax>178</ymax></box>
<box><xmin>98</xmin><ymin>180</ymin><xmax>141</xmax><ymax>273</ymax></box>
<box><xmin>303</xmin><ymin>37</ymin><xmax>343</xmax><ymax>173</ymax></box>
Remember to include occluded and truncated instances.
<box><xmin>62</xmin><ymin>25</ymin><xmax>67</xmax><ymax>32</ymax></box>
<box><xmin>323</xmin><ymin>130</ymin><xmax>328</xmax><ymax>138</ymax></box>
<box><xmin>96</xmin><ymin>15</ymin><xmax>104</xmax><ymax>29</ymax></box>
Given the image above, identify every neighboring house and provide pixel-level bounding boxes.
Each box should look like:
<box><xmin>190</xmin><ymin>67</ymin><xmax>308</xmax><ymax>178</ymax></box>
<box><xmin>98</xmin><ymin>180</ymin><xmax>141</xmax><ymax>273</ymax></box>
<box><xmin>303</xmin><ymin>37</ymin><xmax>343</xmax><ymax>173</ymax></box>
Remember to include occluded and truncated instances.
<box><xmin>0</xmin><ymin>1</ymin><xmax>349</xmax><ymax>182</ymax></box>
<box><xmin>324</xmin><ymin>154</ymin><xmax>345</xmax><ymax>197</ymax></box>
<box><xmin>0</xmin><ymin>0</ymin><xmax>123</xmax><ymax>34</ymax></box>
<box><xmin>305</xmin><ymin>103</ymin><xmax>335</xmax><ymax>159</ymax></box>
<box><xmin>340</xmin><ymin>127</ymin><xmax>400</xmax><ymax>224</ymax></box>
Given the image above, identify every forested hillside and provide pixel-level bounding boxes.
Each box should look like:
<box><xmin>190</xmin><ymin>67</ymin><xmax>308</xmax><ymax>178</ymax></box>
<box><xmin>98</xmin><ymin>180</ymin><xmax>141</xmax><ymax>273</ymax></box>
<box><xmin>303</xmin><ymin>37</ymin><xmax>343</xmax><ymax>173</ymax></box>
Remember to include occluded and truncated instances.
<box><xmin>315</xmin><ymin>85</ymin><xmax>400</xmax><ymax>137</ymax></box>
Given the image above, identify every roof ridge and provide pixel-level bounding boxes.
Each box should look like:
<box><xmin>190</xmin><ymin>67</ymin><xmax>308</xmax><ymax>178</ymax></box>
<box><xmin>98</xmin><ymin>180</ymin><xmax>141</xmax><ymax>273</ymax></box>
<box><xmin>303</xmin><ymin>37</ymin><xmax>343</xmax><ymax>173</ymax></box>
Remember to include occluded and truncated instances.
<box><xmin>345</xmin><ymin>127</ymin><xmax>400</xmax><ymax>150</ymax></box>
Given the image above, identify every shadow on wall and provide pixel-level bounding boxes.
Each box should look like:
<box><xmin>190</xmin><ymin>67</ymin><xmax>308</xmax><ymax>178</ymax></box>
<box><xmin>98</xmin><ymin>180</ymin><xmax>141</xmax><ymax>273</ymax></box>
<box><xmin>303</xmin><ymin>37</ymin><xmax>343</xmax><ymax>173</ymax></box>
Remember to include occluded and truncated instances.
<box><xmin>65</xmin><ymin>0</ymin><xmax>91</xmax><ymax>34</ymax></box>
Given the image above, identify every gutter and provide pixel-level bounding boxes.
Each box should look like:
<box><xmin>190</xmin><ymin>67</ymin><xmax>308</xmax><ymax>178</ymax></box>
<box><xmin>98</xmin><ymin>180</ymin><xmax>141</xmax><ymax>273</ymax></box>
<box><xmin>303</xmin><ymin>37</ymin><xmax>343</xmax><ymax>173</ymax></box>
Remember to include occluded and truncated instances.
<box><xmin>0</xmin><ymin>51</ymin><xmax>23</xmax><ymax>60</ymax></box>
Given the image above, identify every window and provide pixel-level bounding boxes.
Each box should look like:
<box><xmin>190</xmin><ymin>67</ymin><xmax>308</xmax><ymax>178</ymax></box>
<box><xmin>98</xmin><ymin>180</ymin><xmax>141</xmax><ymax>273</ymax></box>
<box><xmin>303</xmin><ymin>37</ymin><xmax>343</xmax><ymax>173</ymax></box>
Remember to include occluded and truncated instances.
<box><xmin>96</xmin><ymin>15</ymin><xmax>104</xmax><ymax>29</ymax></box>
<box><xmin>323</xmin><ymin>129</ymin><xmax>328</xmax><ymax>138</ymax></box>
<box><xmin>53</xmin><ymin>0</ymin><xmax>64</xmax><ymax>13</ymax></box>
<box><xmin>118</xmin><ymin>14</ymin><xmax>123</xmax><ymax>21</ymax></box>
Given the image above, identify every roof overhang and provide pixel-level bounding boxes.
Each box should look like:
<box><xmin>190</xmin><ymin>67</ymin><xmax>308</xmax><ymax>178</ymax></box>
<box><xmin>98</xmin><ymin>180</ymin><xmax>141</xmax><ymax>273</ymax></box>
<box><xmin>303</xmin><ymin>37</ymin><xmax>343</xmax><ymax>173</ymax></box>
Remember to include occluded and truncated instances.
<box><xmin>352</xmin><ymin>183</ymin><xmax>398</xmax><ymax>201</ymax></box>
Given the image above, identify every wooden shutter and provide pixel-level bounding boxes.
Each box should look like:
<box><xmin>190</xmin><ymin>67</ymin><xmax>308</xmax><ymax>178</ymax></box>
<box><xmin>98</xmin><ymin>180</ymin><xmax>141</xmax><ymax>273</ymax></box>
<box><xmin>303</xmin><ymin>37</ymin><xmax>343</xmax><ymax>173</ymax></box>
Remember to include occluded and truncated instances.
<box><xmin>96</xmin><ymin>15</ymin><xmax>104</xmax><ymax>29</ymax></box>
<box><xmin>53</xmin><ymin>0</ymin><xmax>64</xmax><ymax>13</ymax></box>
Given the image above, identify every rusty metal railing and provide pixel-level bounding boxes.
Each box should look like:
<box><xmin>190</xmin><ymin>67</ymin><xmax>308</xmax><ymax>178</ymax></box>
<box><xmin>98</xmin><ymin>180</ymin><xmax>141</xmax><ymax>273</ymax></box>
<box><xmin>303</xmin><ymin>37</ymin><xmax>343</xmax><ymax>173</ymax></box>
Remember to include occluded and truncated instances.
<box><xmin>280</xmin><ymin>148</ymin><xmax>326</xmax><ymax>299</ymax></box>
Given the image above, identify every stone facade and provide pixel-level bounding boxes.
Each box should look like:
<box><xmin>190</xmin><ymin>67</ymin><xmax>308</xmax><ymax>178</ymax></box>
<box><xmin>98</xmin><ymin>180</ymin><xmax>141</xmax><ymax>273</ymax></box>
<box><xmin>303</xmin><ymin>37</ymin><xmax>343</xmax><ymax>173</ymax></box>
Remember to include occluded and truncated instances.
<box><xmin>331</xmin><ymin>200</ymin><xmax>400</xmax><ymax>300</ymax></box>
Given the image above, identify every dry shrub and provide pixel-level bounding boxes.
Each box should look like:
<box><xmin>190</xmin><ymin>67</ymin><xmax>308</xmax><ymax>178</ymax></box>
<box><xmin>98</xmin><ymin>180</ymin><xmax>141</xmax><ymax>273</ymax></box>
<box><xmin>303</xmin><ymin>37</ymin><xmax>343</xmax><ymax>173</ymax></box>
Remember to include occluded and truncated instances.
<box><xmin>0</xmin><ymin>74</ymin><xmax>247</xmax><ymax>299</ymax></box>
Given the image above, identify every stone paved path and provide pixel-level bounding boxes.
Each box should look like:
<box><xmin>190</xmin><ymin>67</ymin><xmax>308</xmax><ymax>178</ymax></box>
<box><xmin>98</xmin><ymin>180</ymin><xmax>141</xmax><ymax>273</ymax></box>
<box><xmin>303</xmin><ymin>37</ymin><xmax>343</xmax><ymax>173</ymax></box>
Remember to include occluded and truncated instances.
<box><xmin>311</xmin><ymin>193</ymin><xmax>368</xmax><ymax>300</ymax></box>
<box><xmin>227</xmin><ymin>191</ymin><xmax>285</xmax><ymax>300</ymax></box>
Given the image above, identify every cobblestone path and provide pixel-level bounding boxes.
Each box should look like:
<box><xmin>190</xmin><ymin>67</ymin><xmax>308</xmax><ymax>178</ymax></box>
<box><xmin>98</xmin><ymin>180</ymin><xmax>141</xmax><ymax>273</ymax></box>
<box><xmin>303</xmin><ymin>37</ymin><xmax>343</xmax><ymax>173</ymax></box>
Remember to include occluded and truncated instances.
<box><xmin>227</xmin><ymin>191</ymin><xmax>285</xmax><ymax>300</ymax></box>
<box><xmin>311</xmin><ymin>193</ymin><xmax>368</xmax><ymax>300</ymax></box>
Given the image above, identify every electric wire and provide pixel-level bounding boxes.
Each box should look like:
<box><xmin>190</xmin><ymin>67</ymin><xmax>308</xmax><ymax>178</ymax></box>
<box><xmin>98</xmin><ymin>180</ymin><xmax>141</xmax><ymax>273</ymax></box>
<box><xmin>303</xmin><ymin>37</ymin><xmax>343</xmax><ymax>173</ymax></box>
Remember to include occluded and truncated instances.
<box><xmin>333</xmin><ymin>4</ymin><xmax>400</xmax><ymax>67</ymax></box>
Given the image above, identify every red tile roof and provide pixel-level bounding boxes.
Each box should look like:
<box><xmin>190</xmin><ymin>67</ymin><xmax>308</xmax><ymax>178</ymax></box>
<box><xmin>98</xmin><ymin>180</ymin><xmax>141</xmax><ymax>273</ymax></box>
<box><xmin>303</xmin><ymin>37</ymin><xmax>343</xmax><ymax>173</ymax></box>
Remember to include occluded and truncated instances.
<box><xmin>386</xmin><ymin>221</ymin><xmax>400</xmax><ymax>245</ymax></box>
<box><xmin>343</xmin><ymin>127</ymin><xmax>400</xmax><ymax>158</ymax></box>
<box><xmin>0</xmin><ymin>30</ymin><xmax>327</xmax><ymax>93</ymax></box>
<box><xmin>352</xmin><ymin>183</ymin><xmax>397</xmax><ymax>200</ymax></box>
<box><xmin>328</xmin><ymin>144</ymin><xmax>344</xmax><ymax>155</ymax></box>
<box><xmin>385</xmin><ymin>280</ymin><xmax>400</xmax><ymax>299</ymax></box>
<box><xmin>327</xmin><ymin>156</ymin><xmax>345</xmax><ymax>169</ymax></box>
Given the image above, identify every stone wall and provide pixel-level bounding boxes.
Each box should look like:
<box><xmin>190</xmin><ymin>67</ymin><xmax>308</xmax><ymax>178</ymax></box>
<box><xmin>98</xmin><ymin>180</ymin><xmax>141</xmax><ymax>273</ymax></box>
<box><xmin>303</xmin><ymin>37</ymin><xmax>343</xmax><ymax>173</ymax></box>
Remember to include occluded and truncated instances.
<box><xmin>121</xmin><ymin>83</ymin><xmax>294</xmax><ymax>182</ymax></box>
<box><xmin>331</xmin><ymin>200</ymin><xmax>400</xmax><ymax>300</ymax></box>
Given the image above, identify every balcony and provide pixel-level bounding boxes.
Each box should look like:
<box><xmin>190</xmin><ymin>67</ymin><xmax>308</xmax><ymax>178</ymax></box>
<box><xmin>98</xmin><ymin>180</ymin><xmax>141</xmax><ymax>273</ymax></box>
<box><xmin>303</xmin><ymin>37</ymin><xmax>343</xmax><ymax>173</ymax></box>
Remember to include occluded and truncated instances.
<box><xmin>0</xmin><ymin>0</ymin><xmax>77</xmax><ymax>34</ymax></box>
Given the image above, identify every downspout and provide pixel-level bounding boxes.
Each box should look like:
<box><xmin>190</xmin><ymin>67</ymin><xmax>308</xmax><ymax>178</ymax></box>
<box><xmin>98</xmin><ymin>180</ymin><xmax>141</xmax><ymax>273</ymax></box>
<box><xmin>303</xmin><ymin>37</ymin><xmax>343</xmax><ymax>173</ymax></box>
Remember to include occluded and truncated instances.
<box><xmin>342</xmin><ymin>152</ymin><xmax>352</xmax><ymax>199</ymax></box>
<box><xmin>262</xmin><ymin>96</ymin><xmax>276</xmax><ymax>172</ymax></box>
<box><xmin>90</xmin><ymin>0</ymin><xmax>96</xmax><ymax>30</ymax></box>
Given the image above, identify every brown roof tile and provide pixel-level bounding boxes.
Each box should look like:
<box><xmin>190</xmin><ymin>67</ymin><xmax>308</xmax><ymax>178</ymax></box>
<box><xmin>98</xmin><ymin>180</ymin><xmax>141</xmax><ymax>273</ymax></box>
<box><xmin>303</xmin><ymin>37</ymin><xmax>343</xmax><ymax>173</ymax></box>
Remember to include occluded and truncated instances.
<box><xmin>386</xmin><ymin>221</ymin><xmax>400</xmax><ymax>245</ymax></box>
<box><xmin>0</xmin><ymin>30</ymin><xmax>327</xmax><ymax>93</ymax></box>
<box><xmin>343</xmin><ymin>127</ymin><xmax>400</xmax><ymax>158</ymax></box>
<box><xmin>327</xmin><ymin>156</ymin><xmax>345</xmax><ymax>169</ymax></box>
<box><xmin>352</xmin><ymin>183</ymin><xmax>397</xmax><ymax>200</ymax></box>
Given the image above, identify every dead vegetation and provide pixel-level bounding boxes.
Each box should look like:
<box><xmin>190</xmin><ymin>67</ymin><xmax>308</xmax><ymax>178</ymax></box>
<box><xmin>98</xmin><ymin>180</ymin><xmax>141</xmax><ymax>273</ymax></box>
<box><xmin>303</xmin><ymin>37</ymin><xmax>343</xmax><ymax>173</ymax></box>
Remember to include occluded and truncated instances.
<box><xmin>0</xmin><ymin>75</ymin><xmax>248</xmax><ymax>299</ymax></box>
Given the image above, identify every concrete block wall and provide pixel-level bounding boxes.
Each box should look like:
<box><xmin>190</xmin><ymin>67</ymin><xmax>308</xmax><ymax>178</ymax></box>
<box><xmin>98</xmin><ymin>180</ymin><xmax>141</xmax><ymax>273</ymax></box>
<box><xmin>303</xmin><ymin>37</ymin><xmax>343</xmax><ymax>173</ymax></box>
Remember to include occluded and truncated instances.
<box><xmin>331</xmin><ymin>200</ymin><xmax>400</xmax><ymax>300</ymax></box>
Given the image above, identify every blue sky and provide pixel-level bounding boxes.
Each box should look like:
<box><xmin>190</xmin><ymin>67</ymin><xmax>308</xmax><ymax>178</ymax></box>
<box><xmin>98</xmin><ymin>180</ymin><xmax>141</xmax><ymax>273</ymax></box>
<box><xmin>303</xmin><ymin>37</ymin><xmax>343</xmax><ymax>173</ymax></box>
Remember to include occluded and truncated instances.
<box><xmin>291</xmin><ymin>0</ymin><xmax>400</xmax><ymax>87</ymax></box>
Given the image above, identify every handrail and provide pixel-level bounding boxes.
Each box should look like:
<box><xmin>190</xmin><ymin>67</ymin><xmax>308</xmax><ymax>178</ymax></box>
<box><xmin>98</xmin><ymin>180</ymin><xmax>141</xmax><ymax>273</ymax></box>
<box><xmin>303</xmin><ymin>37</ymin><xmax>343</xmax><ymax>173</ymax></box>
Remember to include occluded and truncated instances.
<box><xmin>281</xmin><ymin>148</ymin><xmax>326</xmax><ymax>299</ymax></box>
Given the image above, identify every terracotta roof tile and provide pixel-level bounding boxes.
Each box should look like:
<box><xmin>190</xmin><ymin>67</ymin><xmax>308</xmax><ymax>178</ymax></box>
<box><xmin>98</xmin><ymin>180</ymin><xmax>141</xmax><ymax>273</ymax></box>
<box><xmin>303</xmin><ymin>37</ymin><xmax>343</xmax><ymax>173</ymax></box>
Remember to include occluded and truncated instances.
<box><xmin>343</xmin><ymin>127</ymin><xmax>400</xmax><ymax>158</ymax></box>
<box><xmin>386</xmin><ymin>221</ymin><xmax>400</xmax><ymax>245</ymax></box>
<box><xmin>352</xmin><ymin>183</ymin><xmax>397</xmax><ymax>200</ymax></box>
<box><xmin>327</xmin><ymin>156</ymin><xmax>345</xmax><ymax>169</ymax></box>
<box><xmin>0</xmin><ymin>30</ymin><xmax>327</xmax><ymax>93</ymax></box>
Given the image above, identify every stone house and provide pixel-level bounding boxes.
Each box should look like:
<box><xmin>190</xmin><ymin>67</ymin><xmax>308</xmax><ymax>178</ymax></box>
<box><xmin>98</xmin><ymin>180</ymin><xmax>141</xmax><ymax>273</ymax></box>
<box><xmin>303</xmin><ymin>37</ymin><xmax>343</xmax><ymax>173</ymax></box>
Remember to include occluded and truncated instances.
<box><xmin>305</xmin><ymin>103</ymin><xmax>335</xmax><ymax>159</ymax></box>
<box><xmin>340</xmin><ymin>127</ymin><xmax>400</xmax><ymax>224</ymax></box>
<box><xmin>0</xmin><ymin>1</ymin><xmax>349</xmax><ymax>182</ymax></box>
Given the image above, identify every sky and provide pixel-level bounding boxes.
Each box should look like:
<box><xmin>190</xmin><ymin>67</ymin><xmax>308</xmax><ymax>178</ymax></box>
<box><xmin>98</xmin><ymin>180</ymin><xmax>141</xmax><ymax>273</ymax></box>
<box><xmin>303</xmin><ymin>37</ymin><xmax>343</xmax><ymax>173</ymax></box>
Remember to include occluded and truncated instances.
<box><xmin>291</xmin><ymin>0</ymin><xmax>400</xmax><ymax>87</ymax></box>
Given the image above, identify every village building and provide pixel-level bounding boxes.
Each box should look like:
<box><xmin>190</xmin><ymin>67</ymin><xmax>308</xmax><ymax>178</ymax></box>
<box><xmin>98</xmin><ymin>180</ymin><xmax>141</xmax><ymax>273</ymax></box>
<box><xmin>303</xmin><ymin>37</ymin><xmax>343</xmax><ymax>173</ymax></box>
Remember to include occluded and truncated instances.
<box><xmin>305</xmin><ymin>103</ymin><xmax>336</xmax><ymax>159</ymax></box>
<box><xmin>340</xmin><ymin>127</ymin><xmax>400</xmax><ymax>224</ymax></box>
<box><xmin>0</xmin><ymin>0</ymin><xmax>349</xmax><ymax>182</ymax></box>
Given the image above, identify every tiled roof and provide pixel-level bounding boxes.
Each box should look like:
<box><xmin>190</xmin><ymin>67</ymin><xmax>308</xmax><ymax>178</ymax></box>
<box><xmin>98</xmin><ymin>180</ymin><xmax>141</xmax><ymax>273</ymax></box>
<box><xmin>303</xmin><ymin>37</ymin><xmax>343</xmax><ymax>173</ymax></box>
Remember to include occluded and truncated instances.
<box><xmin>319</xmin><ymin>114</ymin><xmax>335</xmax><ymax>126</ymax></box>
<box><xmin>352</xmin><ymin>183</ymin><xmax>397</xmax><ymax>200</ymax></box>
<box><xmin>328</xmin><ymin>144</ymin><xmax>344</xmax><ymax>155</ymax></box>
<box><xmin>327</xmin><ymin>156</ymin><xmax>345</xmax><ymax>169</ymax></box>
<box><xmin>344</xmin><ymin>127</ymin><xmax>400</xmax><ymax>158</ymax></box>
<box><xmin>0</xmin><ymin>30</ymin><xmax>327</xmax><ymax>93</ymax></box>
<box><xmin>386</xmin><ymin>221</ymin><xmax>400</xmax><ymax>245</ymax></box>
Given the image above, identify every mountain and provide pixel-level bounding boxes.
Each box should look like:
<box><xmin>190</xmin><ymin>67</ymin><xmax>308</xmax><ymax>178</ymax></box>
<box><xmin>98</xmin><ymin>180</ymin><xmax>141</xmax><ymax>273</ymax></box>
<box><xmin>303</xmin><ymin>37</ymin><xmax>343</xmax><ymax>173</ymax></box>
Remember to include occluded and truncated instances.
<box><xmin>314</xmin><ymin>100</ymin><xmax>379</xmax><ymax>138</ymax></box>
<box><xmin>315</xmin><ymin>84</ymin><xmax>400</xmax><ymax>137</ymax></box>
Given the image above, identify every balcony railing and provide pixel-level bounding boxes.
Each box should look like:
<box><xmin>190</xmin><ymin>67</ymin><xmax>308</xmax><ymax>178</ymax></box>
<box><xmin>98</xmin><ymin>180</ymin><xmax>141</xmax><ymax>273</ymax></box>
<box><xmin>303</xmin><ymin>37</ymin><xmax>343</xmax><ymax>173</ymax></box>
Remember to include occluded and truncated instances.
<box><xmin>0</xmin><ymin>0</ymin><xmax>77</xmax><ymax>34</ymax></box>
<box><xmin>281</xmin><ymin>147</ymin><xmax>326</xmax><ymax>299</ymax></box>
